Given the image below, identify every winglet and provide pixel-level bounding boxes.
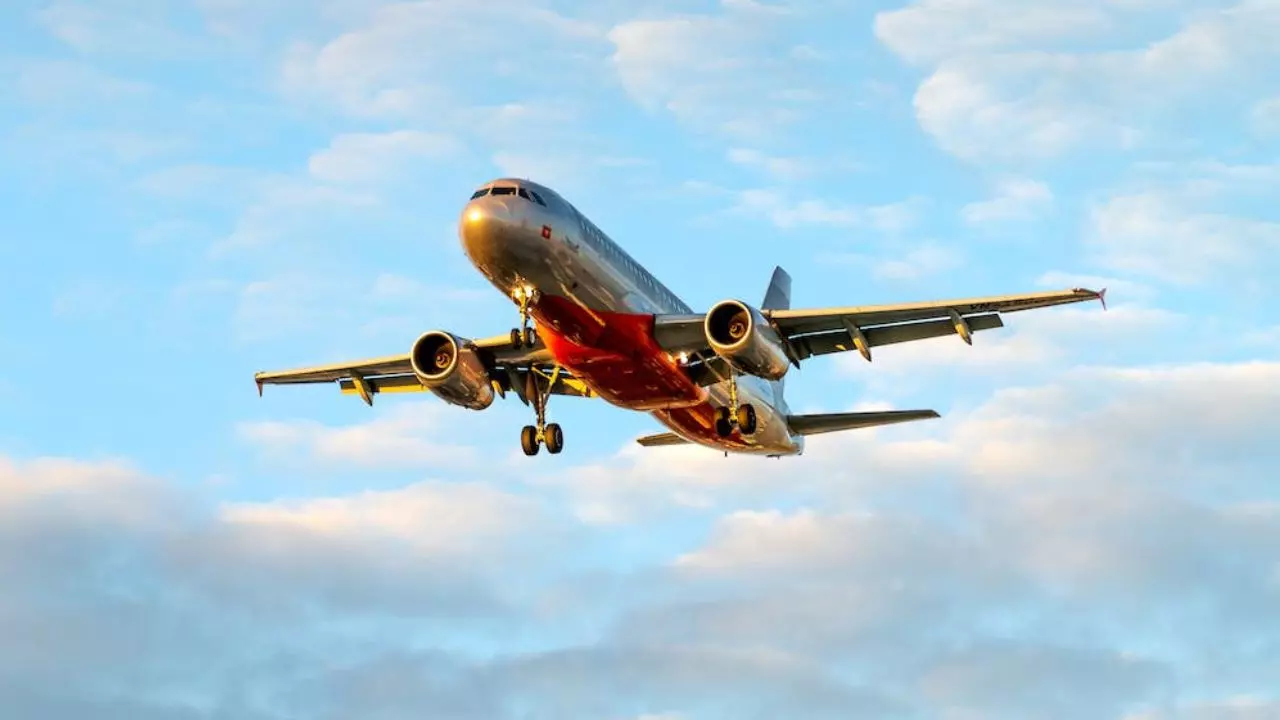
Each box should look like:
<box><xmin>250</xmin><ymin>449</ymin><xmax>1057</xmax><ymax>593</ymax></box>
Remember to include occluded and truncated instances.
<box><xmin>1098</xmin><ymin>287</ymin><xmax>1108</xmax><ymax>311</ymax></box>
<box><xmin>256</xmin><ymin>377</ymin><xmax>263</xmax><ymax>397</ymax></box>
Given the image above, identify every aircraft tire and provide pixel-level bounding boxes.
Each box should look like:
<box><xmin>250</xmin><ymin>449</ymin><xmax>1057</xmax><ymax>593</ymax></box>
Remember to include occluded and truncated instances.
<box><xmin>715</xmin><ymin>417</ymin><xmax>733</xmax><ymax>438</ymax></box>
<box><xmin>520</xmin><ymin>425</ymin><xmax>540</xmax><ymax>456</ymax></box>
<box><xmin>545</xmin><ymin>423</ymin><xmax>564</xmax><ymax>454</ymax></box>
<box><xmin>736</xmin><ymin>404</ymin><xmax>757</xmax><ymax>435</ymax></box>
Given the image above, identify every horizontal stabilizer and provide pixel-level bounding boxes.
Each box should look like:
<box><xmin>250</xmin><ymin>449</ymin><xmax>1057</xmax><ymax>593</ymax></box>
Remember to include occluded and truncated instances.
<box><xmin>636</xmin><ymin>432</ymin><xmax>691</xmax><ymax>447</ymax></box>
<box><xmin>787</xmin><ymin>409</ymin><xmax>940</xmax><ymax>436</ymax></box>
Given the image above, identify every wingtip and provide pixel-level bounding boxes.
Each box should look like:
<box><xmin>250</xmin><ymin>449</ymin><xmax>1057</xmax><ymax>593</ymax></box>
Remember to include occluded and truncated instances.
<box><xmin>1098</xmin><ymin>287</ymin><xmax>1108</xmax><ymax>311</ymax></box>
<box><xmin>255</xmin><ymin>378</ymin><xmax>263</xmax><ymax>397</ymax></box>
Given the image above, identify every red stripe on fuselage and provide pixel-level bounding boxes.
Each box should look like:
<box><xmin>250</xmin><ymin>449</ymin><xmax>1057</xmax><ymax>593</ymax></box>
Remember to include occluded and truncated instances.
<box><xmin>532</xmin><ymin>294</ymin><xmax>702</xmax><ymax>410</ymax></box>
<box><xmin>532</xmin><ymin>294</ymin><xmax>754</xmax><ymax>449</ymax></box>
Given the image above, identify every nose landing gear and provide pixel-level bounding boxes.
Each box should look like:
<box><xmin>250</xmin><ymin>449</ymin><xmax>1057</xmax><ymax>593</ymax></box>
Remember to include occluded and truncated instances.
<box><xmin>714</xmin><ymin>371</ymin><xmax>758</xmax><ymax>438</ymax></box>
<box><xmin>520</xmin><ymin>366</ymin><xmax>565</xmax><ymax>456</ymax></box>
<box><xmin>510</xmin><ymin>285</ymin><xmax>540</xmax><ymax>350</ymax></box>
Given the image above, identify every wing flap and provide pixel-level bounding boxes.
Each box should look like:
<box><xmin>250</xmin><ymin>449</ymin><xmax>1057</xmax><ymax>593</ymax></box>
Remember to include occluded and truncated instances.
<box><xmin>787</xmin><ymin>409</ymin><xmax>940</xmax><ymax>436</ymax></box>
<box><xmin>792</xmin><ymin>314</ymin><xmax>1004</xmax><ymax>361</ymax></box>
<box><xmin>653</xmin><ymin>314</ymin><xmax>708</xmax><ymax>355</ymax></box>
<box><xmin>636</xmin><ymin>432</ymin><xmax>691</xmax><ymax>447</ymax></box>
<box><xmin>339</xmin><ymin>375</ymin><xmax>426</xmax><ymax>395</ymax></box>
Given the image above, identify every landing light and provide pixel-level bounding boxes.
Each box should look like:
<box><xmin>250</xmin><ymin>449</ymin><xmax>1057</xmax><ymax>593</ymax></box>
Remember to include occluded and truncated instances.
<box><xmin>466</xmin><ymin>208</ymin><xmax>484</xmax><ymax>223</ymax></box>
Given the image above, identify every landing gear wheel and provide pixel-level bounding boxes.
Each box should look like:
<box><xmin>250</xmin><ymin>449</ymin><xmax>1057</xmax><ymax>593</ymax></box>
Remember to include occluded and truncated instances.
<box><xmin>545</xmin><ymin>423</ymin><xmax>564</xmax><ymax>454</ymax></box>
<box><xmin>736</xmin><ymin>404</ymin><xmax>757</xmax><ymax>435</ymax></box>
<box><xmin>520</xmin><ymin>366</ymin><xmax>565</xmax><ymax>458</ymax></box>
<box><xmin>520</xmin><ymin>425</ymin><xmax>540</xmax><ymax>456</ymax></box>
<box><xmin>715</xmin><ymin>417</ymin><xmax>734</xmax><ymax>438</ymax></box>
<box><xmin>511</xmin><ymin>286</ymin><xmax>540</xmax><ymax>350</ymax></box>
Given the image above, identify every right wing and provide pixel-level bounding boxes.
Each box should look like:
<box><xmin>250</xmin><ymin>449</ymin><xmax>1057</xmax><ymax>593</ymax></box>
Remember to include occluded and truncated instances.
<box><xmin>655</xmin><ymin>287</ymin><xmax>1105</xmax><ymax>382</ymax></box>
<box><xmin>254</xmin><ymin>333</ymin><xmax>593</xmax><ymax>406</ymax></box>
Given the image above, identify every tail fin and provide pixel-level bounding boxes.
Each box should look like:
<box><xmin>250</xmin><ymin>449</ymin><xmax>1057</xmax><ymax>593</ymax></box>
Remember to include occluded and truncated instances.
<box><xmin>761</xmin><ymin>266</ymin><xmax>792</xmax><ymax>399</ymax></box>
<box><xmin>762</xmin><ymin>265</ymin><xmax>792</xmax><ymax>311</ymax></box>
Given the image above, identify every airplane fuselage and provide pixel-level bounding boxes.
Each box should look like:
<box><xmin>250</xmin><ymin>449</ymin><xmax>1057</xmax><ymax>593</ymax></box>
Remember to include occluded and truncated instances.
<box><xmin>459</xmin><ymin>178</ymin><xmax>804</xmax><ymax>456</ymax></box>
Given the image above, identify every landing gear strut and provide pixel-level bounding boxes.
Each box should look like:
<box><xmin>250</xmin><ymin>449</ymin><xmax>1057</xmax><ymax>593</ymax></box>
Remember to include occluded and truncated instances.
<box><xmin>715</xmin><ymin>371</ymin><xmax>758</xmax><ymax>438</ymax></box>
<box><xmin>520</xmin><ymin>366</ymin><xmax>564</xmax><ymax>456</ymax></box>
<box><xmin>510</xmin><ymin>285</ymin><xmax>539</xmax><ymax>350</ymax></box>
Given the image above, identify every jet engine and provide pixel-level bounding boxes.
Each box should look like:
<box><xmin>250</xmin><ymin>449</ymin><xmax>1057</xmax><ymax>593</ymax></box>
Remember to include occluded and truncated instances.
<box><xmin>409</xmin><ymin>331</ymin><xmax>496</xmax><ymax>410</ymax></box>
<box><xmin>703</xmin><ymin>299</ymin><xmax>791</xmax><ymax>381</ymax></box>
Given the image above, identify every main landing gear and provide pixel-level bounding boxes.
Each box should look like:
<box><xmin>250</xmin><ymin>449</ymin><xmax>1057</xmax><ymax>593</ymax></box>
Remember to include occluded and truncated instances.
<box><xmin>520</xmin><ymin>366</ymin><xmax>564</xmax><ymax>456</ymax></box>
<box><xmin>714</xmin><ymin>371</ymin><xmax>758</xmax><ymax>438</ymax></box>
<box><xmin>510</xmin><ymin>285</ymin><xmax>540</xmax><ymax>350</ymax></box>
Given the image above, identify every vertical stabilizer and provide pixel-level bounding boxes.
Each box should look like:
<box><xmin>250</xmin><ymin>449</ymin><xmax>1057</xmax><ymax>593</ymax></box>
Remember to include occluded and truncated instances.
<box><xmin>761</xmin><ymin>266</ymin><xmax>792</xmax><ymax>401</ymax></box>
<box><xmin>762</xmin><ymin>266</ymin><xmax>791</xmax><ymax>311</ymax></box>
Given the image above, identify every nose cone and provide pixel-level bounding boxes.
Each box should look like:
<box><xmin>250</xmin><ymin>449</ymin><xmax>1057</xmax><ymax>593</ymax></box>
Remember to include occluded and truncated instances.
<box><xmin>458</xmin><ymin>198</ymin><xmax>513</xmax><ymax>267</ymax></box>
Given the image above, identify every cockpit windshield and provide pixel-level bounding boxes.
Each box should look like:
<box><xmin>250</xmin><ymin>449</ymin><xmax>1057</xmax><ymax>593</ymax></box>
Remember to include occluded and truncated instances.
<box><xmin>468</xmin><ymin>184</ymin><xmax>547</xmax><ymax>206</ymax></box>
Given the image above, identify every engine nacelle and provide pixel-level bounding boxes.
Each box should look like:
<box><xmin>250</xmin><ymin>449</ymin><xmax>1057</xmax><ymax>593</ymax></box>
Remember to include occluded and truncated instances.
<box><xmin>409</xmin><ymin>331</ymin><xmax>496</xmax><ymax>410</ymax></box>
<box><xmin>704</xmin><ymin>299</ymin><xmax>791</xmax><ymax>381</ymax></box>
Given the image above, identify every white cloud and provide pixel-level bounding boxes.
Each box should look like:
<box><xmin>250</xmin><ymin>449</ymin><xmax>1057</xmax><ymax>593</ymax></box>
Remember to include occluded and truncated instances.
<box><xmin>871</xmin><ymin>243</ymin><xmax>964</xmax><ymax>281</ymax></box>
<box><xmin>36</xmin><ymin>1</ymin><xmax>202</xmax><ymax>57</ymax></box>
<box><xmin>10</xmin><ymin>59</ymin><xmax>151</xmax><ymax>106</ymax></box>
<box><xmin>1128</xmin><ymin>698</ymin><xmax>1280</xmax><ymax>720</ymax></box>
<box><xmin>138</xmin><ymin>162</ymin><xmax>384</xmax><ymax>256</ymax></box>
<box><xmin>602</xmin><ymin>363</ymin><xmax>1280</xmax><ymax>701</ymax></box>
<box><xmin>825</xmin><ymin>243</ymin><xmax>965</xmax><ymax>283</ymax></box>
<box><xmin>5</xmin><ymin>360</ymin><xmax>1280</xmax><ymax>716</ymax></box>
<box><xmin>962</xmin><ymin>178</ymin><xmax>1053</xmax><ymax>225</ymax></box>
<box><xmin>730</xmin><ymin>189</ymin><xmax>921</xmax><ymax>231</ymax></box>
<box><xmin>1089</xmin><ymin>190</ymin><xmax>1280</xmax><ymax>285</ymax></box>
<box><xmin>307</xmin><ymin>130</ymin><xmax>462</xmax><ymax>184</ymax></box>
<box><xmin>877</xmin><ymin>1</ymin><xmax>1280</xmax><ymax>163</ymax></box>
<box><xmin>725</xmin><ymin>148</ymin><xmax>816</xmax><ymax>182</ymax></box>
<box><xmin>874</xmin><ymin>0</ymin><xmax>1113</xmax><ymax>66</ymax></box>
<box><xmin>232</xmin><ymin>272</ymin><xmax>486</xmax><ymax>344</ymax></box>
<box><xmin>237</xmin><ymin>402</ymin><xmax>483</xmax><ymax>471</ymax></box>
<box><xmin>223</xmin><ymin>480</ymin><xmax>539</xmax><ymax>556</ymax></box>
<box><xmin>607</xmin><ymin>2</ymin><xmax>818</xmax><ymax>139</ymax></box>
<box><xmin>280</xmin><ymin>1</ymin><xmax>603</xmax><ymax>119</ymax></box>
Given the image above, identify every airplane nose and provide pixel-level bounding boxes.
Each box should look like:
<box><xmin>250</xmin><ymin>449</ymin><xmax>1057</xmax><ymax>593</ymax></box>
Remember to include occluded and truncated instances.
<box><xmin>458</xmin><ymin>199</ymin><xmax>513</xmax><ymax>265</ymax></box>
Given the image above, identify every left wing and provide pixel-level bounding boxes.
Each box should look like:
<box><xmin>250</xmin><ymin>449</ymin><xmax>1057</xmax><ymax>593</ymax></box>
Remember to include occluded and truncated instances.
<box><xmin>254</xmin><ymin>333</ymin><xmax>592</xmax><ymax>406</ymax></box>
<box><xmin>655</xmin><ymin>287</ymin><xmax>1105</xmax><ymax>382</ymax></box>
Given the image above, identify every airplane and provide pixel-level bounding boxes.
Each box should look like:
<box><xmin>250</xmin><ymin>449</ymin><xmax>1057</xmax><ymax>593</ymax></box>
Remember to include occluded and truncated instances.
<box><xmin>254</xmin><ymin>178</ymin><xmax>1106</xmax><ymax>458</ymax></box>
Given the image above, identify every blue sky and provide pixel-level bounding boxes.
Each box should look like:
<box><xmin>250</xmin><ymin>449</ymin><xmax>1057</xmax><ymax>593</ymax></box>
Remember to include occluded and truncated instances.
<box><xmin>2</xmin><ymin>0</ymin><xmax>1279</xmax><ymax>717</ymax></box>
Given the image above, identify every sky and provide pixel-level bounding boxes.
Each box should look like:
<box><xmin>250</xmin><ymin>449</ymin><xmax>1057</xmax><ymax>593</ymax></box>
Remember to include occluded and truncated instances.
<box><xmin>1</xmin><ymin>0</ymin><xmax>1279</xmax><ymax>717</ymax></box>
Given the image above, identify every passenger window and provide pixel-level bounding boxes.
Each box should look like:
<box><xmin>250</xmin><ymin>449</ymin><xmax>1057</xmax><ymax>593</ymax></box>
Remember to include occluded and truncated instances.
<box><xmin>491</xmin><ymin>187</ymin><xmax>515</xmax><ymax>196</ymax></box>
<box><xmin>470</xmin><ymin>188</ymin><xmax>490</xmax><ymax>199</ymax></box>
